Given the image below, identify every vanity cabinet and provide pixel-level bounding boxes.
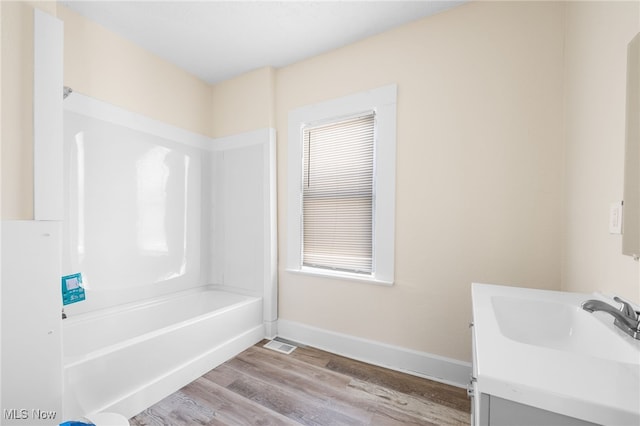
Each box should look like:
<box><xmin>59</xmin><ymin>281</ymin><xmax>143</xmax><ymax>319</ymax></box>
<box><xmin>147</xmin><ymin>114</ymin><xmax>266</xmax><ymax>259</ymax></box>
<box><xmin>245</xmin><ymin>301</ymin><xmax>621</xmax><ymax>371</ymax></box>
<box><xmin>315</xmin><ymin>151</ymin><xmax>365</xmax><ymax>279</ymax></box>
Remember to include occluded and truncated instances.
<box><xmin>469</xmin><ymin>322</ymin><xmax>599</xmax><ymax>426</ymax></box>
<box><xmin>469</xmin><ymin>281</ymin><xmax>640</xmax><ymax>425</ymax></box>
<box><xmin>473</xmin><ymin>394</ymin><xmax>599</xmax><ymax>426</ymax></box>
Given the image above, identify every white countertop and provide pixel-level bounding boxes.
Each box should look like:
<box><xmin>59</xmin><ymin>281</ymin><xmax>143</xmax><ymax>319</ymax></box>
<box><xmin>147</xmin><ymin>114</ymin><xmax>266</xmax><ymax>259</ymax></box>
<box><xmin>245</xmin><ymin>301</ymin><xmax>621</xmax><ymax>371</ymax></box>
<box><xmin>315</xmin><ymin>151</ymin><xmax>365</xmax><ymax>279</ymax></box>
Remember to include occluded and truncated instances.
<box><xmin>472</xmin><ymin>283</ymin><xmax>640</xmax><ymax>425</ymax></box>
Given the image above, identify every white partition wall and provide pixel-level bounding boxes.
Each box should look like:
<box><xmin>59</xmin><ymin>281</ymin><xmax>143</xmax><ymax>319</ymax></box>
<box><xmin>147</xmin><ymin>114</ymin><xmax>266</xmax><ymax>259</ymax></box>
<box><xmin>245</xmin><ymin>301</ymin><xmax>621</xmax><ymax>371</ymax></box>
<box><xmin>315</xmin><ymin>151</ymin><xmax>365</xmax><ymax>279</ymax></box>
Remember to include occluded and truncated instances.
<box><xmin>34</xmin><ymin>9</ymin><xmax>63</xmax><ymax>220</ymax></box>
<box><xmin>0</xmin><ymin>9</ymin><xmax>64</xmax><ymax>426</ymax></box>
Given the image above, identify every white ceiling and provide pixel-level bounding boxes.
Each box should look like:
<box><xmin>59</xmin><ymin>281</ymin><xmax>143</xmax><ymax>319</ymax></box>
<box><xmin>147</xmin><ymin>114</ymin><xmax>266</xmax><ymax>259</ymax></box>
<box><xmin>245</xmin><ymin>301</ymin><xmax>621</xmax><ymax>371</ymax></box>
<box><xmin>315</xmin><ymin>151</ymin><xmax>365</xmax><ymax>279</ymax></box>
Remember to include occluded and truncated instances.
<box><xmin>60</xmin><ymin>1</ymin><xmax>466</xmax><ymax>85</ymax></box>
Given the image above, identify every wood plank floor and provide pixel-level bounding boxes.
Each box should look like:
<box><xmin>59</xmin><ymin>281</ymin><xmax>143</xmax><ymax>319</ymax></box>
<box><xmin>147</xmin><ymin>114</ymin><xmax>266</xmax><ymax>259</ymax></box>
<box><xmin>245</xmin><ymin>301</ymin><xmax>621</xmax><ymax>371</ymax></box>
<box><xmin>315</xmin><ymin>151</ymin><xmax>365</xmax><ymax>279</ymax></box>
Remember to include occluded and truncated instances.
<box><xmin>129</xmin><ymin>340</ymin><xmax>470</xmax><ymax>426</ymax></box>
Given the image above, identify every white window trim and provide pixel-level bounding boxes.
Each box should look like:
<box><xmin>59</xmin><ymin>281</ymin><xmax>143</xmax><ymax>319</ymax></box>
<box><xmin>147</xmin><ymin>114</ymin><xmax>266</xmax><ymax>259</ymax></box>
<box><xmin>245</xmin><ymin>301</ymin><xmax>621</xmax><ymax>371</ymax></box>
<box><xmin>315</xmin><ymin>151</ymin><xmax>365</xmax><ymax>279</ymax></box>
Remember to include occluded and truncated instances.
<box><xmin>287</xmin><ymin>84</ymin><xmax>397</xmax><ymax>285</ymax></box>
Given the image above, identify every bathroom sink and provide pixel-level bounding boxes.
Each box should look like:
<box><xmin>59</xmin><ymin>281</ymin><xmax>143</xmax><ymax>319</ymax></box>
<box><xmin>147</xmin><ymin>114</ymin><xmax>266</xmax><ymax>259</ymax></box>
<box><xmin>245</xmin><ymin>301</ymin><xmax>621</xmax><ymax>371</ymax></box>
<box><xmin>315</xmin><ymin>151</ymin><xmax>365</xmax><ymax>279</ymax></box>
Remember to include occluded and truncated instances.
<box><xmin>491</xmin><ymin>296</ymin><xmax>640</xmax><ymax>364</ymax></box>
<box><xmin>473</xmin><ymin>283</ymin><xmax>640</xmax><ymax>425</ymax></box>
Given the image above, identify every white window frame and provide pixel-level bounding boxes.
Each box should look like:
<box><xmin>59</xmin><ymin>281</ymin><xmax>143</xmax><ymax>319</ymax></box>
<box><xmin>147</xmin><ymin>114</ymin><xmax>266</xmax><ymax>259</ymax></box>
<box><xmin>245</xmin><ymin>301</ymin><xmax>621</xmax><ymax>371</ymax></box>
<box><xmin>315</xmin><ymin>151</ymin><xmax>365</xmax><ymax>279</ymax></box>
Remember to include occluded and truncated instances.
<box><xmin>287</xmin><ymin>84</ymin><xmax>397</xmax><ymax>285</ymax></box>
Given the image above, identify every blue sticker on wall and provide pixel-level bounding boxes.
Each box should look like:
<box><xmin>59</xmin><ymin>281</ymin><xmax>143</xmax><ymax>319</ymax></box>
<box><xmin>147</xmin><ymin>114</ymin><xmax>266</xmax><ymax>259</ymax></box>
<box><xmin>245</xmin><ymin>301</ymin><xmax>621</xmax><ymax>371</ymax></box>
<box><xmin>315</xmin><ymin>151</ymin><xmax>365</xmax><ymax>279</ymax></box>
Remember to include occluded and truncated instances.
<box><xmin>62</xmin><ymin>273</ymin><xmax>86</xmax><ymax>306</ymax></box>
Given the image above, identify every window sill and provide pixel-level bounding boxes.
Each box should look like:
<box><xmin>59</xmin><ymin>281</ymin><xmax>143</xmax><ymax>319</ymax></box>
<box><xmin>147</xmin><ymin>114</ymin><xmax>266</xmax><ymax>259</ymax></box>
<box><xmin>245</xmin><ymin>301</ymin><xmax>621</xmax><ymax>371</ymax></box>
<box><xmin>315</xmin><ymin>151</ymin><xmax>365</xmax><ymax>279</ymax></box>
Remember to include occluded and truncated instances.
<box><xmin>286</xmin><ymin>267</ymin><xmax>394</xmax><ymax>286</ymax></box>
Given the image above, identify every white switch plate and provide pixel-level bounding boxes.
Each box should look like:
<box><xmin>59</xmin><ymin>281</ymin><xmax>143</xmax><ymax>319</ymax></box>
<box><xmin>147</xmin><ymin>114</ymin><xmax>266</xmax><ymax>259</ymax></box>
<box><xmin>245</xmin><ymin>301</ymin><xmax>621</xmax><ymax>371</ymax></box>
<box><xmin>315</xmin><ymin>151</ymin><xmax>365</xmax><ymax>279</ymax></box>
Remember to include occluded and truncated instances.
<box><xmin>609</xmin><ymin>201</ymin><xmax>623</xmax><ymax>234</ymax></box>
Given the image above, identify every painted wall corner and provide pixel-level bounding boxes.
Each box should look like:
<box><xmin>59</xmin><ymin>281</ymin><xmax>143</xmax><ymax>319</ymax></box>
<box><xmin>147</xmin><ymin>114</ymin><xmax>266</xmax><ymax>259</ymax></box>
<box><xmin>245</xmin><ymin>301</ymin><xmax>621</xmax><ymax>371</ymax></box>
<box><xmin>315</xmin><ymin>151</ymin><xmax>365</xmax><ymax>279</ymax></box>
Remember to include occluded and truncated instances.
<box><xmin>211</xmin><ymin>66</ymin><xmax>276</xmax><ymax>139</ymax></box>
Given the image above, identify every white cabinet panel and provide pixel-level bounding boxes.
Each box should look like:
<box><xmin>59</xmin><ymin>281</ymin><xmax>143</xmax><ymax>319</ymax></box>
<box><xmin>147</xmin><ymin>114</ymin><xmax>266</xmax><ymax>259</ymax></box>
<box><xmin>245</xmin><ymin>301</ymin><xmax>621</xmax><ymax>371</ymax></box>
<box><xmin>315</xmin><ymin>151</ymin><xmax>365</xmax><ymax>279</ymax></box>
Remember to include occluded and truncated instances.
<box><xmin>488</xmin><ymin>396</ymin><xmax>598</xmax><ymax>426</ymax></box>
<box><xmin>1</xmin><ymin>221</ymin><xmax>63</xmax><ymax>425</ymax></box>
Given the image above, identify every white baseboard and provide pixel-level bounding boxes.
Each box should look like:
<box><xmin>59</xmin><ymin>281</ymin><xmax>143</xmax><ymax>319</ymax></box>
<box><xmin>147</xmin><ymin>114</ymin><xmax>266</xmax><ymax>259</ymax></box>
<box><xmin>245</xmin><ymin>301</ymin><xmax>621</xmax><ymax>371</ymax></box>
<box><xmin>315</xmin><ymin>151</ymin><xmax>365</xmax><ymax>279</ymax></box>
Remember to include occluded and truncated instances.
<box><xmin>277</xmin><ymin>319</ymin><xmax>471</xmax><ymax>388</ymax></box>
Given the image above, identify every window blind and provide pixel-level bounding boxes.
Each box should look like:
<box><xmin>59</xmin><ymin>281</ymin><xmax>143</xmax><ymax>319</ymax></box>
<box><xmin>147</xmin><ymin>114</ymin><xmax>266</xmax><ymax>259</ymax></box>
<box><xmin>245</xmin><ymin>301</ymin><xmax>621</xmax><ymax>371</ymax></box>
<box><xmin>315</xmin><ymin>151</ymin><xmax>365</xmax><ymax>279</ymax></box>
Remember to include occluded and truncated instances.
<box><xmin>302</xmin><ymin>113</ymin><xmax>375</xmax><ymax>274</ymax></box>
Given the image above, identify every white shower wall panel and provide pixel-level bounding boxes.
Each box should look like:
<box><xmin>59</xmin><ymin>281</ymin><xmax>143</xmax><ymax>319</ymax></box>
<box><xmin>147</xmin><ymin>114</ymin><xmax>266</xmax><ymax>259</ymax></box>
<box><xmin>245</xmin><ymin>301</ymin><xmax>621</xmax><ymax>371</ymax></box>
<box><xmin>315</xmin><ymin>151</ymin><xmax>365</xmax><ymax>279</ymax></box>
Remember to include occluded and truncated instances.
<box><xmin>63</xmin><ymin>105</ymin><xmax>210</xmax><ymax>315</ymax></box>
<box><xmin>210</xmin><ymin>145</ymin><xmax>264</xmax><ymax>294</ymax></box>
<box><xmin>223</xmin><ymin>146</ymin><xmax>264</xmax><ymax>292</ymax></box>
<box><xmin>62</xmin><ymin>94</ymin><xmax>276</xmax><ymax>325</ymax></box>
<box><xmin>208</xmin><ymin>130</ymin><xmax>277</xmax><ymax>307</ymax></box>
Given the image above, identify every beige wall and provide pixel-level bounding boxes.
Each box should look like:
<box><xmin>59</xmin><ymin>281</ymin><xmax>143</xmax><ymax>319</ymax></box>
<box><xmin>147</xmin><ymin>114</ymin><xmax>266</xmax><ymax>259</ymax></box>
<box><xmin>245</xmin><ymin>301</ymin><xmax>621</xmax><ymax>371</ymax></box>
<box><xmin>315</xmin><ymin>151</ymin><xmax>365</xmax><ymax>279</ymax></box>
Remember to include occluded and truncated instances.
<box><xmin>211</xmin><ymin>66</ymin><xmax>275</xmax><ymax>138</ymax></box>
<box><xmin>276</xmin><ymin>1</ymin><xmax>565</xmax><ymax>362</ymax></box>
<box><xmin>1</xmin><ymin>4</ymin><xmax>213</xmax><ymax>219</ymax></box>
<box><xmin>1</xmin><ymin>3</ymin><xmax>2</xmax><ymax>219</ymax></box>
<box><xmin>1</xmin><ymin>2</ymin><xmax>39</xmax><ymax>219</ymax></box>
<box><xmin>562</xmin><ymin>1</ymin><xmax>640</xmax><ymax>303</ymax></box>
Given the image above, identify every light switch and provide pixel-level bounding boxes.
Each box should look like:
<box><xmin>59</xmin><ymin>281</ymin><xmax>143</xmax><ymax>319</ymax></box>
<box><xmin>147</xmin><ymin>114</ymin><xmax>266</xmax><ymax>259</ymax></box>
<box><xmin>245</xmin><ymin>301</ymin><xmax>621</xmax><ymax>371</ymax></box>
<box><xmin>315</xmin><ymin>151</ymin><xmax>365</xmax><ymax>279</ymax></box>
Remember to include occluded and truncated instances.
<box><xmin>609</xmin><ymin>201</ymin><xmax>623</xmax><ymax>234</ymax></box>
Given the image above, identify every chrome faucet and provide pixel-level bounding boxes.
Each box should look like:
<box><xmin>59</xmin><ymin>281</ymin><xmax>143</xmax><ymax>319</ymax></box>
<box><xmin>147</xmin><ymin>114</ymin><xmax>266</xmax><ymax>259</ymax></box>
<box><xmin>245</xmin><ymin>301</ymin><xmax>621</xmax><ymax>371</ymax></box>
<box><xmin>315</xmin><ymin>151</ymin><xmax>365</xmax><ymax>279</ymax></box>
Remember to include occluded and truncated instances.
<box><xmin>581</xmin><ymin>296</ymin><xmax>640</xmax><ymax>340</ymax></box>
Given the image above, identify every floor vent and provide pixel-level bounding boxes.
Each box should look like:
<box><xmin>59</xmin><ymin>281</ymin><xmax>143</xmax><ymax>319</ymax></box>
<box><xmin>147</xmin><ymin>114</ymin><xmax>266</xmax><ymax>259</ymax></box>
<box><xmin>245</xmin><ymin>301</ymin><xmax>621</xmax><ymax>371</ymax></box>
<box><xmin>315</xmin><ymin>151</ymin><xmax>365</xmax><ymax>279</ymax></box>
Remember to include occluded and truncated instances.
<box><xmin>264</xmin><ymin>339</ymin><xmax>297</xmax><ymax>355</ymax></box>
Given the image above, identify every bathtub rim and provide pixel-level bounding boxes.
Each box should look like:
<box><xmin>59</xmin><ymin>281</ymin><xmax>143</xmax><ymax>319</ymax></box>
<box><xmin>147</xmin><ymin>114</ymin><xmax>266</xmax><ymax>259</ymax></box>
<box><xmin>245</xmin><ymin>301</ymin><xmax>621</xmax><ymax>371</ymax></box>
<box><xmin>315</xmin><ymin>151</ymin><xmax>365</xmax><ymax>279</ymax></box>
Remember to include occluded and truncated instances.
<box><xmin>63</xmin><ymin>285</ymin><xmax>262</xmax><ymax>367</ymax></box>
<box><xmin>63</xmin><ymin>284</ymin><xmax>260</xmax><ymax>326</ymax></box>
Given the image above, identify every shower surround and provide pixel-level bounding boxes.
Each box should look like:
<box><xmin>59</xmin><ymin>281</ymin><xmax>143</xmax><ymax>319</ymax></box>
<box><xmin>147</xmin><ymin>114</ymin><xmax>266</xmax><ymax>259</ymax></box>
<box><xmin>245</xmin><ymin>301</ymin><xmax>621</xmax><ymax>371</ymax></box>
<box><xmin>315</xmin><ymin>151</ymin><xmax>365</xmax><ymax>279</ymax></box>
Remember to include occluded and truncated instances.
<box><xmin>61</xmin><ymin>93</ymin><xmax>277</xmax><ymax>419</ymax></box>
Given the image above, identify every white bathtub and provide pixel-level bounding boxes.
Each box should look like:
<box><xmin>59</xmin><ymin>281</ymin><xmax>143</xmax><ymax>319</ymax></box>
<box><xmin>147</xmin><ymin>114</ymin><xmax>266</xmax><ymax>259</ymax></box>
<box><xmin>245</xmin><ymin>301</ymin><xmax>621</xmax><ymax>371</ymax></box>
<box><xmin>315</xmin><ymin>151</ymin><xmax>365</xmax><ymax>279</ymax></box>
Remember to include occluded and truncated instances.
<box><xmin>62</xmin><ymin>287</ymin><xmax>264</xmax><ymax>420</ymax></box>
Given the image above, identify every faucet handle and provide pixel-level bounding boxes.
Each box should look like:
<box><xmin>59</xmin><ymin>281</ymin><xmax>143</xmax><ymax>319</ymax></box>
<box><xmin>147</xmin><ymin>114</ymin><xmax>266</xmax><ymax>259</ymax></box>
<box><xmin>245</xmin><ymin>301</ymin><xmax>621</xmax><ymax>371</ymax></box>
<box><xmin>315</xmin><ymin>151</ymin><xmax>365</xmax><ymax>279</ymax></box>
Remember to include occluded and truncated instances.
<box><xmin>613</xmin><ymin>296</ymin><xmax>639</xmax><ymax>320</ymax></box>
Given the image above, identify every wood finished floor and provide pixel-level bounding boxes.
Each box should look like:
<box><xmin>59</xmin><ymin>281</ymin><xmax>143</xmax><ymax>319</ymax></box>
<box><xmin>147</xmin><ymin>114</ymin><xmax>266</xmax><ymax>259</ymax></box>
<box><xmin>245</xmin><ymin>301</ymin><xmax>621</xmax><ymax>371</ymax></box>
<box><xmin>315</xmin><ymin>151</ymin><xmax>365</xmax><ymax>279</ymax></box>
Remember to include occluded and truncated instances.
<box><xmin>129</xmin><ymin>340</ymin><xmax>470</xmax><ymax>426</ymax></box>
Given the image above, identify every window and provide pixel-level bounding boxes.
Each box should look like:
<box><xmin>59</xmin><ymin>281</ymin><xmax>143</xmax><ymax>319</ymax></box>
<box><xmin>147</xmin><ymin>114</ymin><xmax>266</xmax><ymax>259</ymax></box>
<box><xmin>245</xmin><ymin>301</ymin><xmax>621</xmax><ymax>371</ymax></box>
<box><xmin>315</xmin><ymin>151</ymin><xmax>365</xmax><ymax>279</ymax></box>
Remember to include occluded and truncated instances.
<box><xmin>287</xmin><ymin>85</ymin><xmax>397</xmax><ymax>285</ymax></box>
<box><xmin>302</xmin><ymin>113</ymin><xmax>375</xmax><ymax>273</ymax></box>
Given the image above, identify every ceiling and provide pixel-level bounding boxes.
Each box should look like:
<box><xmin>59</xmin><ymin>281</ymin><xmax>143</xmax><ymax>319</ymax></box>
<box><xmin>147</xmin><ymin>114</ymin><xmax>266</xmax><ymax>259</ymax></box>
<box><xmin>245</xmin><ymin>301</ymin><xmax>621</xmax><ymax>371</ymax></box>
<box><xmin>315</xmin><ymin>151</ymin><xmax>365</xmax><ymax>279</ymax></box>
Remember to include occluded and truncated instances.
<box><xmin>60</xmin><ymin>1</ymin><xmax>467</xmax><ymax>85</ymax></box>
